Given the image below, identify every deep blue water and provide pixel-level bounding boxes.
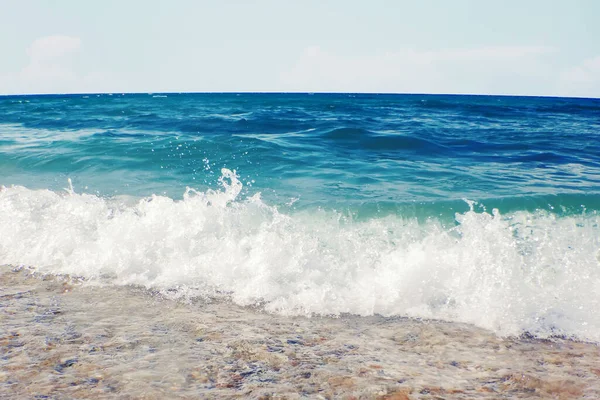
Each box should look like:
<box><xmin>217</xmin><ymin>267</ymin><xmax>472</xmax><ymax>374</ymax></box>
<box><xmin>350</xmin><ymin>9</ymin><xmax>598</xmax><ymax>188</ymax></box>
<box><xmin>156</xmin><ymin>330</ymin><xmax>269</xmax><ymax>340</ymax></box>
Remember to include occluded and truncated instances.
<box><xmin>2</xmin><ymin>93</ymin><xmax>599</xmax><ymax>219</ymax></box>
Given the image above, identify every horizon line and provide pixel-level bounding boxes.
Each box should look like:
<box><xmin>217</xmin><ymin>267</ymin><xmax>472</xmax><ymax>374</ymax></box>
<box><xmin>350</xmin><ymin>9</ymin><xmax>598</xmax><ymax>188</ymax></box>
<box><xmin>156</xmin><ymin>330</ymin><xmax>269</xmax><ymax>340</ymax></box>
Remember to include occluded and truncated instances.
<box><xmin>0</xmin><ymin>91</ymin><xmax>598</xmax><ymax>101</ymax></box>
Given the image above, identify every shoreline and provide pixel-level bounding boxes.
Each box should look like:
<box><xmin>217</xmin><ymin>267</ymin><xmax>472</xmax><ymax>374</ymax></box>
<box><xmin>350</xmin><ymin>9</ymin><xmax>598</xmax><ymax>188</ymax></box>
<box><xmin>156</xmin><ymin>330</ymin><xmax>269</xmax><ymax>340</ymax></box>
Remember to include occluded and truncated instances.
<box><xmin>1</xmin><ymin>266</ymin><xmax>599</xmax><ymax>399</ymax></box>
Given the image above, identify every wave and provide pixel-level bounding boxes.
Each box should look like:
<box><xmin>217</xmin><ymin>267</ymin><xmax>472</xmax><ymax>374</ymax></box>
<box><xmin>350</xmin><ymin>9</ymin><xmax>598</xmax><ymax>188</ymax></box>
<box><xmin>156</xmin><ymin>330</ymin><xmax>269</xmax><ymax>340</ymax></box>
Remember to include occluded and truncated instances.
<box><xmin>1</xmin><ymin>170</ymin><xmax>600</xmax><ymax>342</ymax></box>
<box><xmin>321</xmin><ymin>128</ymin><xmax>448</xmax><ymax>154</ymax></box>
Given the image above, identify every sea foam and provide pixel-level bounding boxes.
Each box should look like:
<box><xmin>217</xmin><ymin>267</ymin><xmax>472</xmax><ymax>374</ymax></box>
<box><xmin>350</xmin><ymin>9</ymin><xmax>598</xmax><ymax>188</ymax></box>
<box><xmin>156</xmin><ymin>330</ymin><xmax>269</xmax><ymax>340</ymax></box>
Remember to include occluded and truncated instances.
<box><xmin>1</xmin><ymin>169</ymin><xmax>599</xmax><ymax>342</ymax></box>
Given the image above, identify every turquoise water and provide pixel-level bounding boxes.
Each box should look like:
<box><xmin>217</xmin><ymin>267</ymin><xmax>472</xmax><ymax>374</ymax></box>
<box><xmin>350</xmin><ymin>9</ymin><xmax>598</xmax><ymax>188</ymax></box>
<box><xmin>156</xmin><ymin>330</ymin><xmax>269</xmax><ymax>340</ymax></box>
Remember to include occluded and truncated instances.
<box><xmin>2</xmin><ymin>93</ymin><xmax>599</xmax><ymax>218</ymax></box>
<box><xmin>1</xmin><ymin>93</ymin><xmax>600</xmax><ymax>340</ymax></box>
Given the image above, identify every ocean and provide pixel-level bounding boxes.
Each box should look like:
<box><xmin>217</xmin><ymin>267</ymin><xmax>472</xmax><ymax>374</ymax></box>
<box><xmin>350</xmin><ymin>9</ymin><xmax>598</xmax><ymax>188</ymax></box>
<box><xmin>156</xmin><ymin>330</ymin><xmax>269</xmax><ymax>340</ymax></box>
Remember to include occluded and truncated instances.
<box><xmin>1</xmin><ymin>93</ymin><xmax>600</xmax><ymax>397</ymax></box>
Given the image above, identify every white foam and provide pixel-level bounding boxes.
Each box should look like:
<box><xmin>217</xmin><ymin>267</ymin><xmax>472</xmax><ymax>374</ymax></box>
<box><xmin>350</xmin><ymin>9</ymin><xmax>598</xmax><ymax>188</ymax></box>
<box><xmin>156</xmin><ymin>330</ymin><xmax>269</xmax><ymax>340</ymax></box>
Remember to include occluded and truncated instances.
<box><xmin>1</xmin><ymin>169</ymin><xmax>599</xmax><ymax>341</ymax></box>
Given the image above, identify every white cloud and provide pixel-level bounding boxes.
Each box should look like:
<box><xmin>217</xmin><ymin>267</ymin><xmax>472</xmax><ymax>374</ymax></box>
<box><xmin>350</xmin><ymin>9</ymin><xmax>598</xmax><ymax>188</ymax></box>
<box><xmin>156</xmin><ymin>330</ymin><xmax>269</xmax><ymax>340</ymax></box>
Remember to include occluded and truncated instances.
<box><xmin>1</xmin><ymin>37</ymin><xmax>598</xmax><ymax>98</ymax></box>
<box><xmin>21</xmin><ymin>35</ymin><xmax>82</xmax><ymax>92</ymax></box>
<box><xmin>26</xmin><ymin>35</ymin><xmax>82</xmax><ymax>63</ymax></box>
<box><xmin>426</xmin><ymin>46</ymin><xmax>555</xmax><ymax>62</ymax></box>
<box><xmin>558</xmin><ymin>56</ymin><xmax>600</xmax><ymax>98</ymax></box>
<box><xmin>279</xmin><ymin>45</ymin><xmax>558</xmax><ymax>95</ymax></box>
<box><xmin>0</xmin><ymin>35</ymin><xmax>130</xmax><ymax>95</ymax></box>
<box><xmin>0</xmin><ymin>35</ymin><xmax>84</xmax><ymax>94</ymax></box>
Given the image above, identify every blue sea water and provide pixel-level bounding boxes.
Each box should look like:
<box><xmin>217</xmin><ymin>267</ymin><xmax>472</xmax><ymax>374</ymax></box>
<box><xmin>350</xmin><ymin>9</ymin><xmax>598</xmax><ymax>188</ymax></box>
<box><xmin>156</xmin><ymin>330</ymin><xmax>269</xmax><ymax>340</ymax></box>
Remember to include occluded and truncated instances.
<box><xmin>1</xmin><ymin>93</ymin><xmax>600</xmax><ymax>340</ymax></box>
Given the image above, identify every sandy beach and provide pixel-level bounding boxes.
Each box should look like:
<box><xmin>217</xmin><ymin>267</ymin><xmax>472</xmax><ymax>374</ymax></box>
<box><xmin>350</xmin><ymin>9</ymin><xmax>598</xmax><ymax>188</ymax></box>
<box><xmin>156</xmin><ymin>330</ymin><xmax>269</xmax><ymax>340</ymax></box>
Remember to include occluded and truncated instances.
<box><xmin>1</xmin><ymin>265</ymin><xmax>599</xmax><ymax>399</ymax></box>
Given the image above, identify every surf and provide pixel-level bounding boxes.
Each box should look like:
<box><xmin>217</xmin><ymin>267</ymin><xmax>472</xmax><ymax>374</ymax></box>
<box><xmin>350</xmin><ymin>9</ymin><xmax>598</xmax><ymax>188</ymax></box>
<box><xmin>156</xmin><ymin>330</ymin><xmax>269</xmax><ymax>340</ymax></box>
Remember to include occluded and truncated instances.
<box><xmin>1</xmin><ymin>169</ymin><xmax>599</xmax><ymax>342</ymax></box>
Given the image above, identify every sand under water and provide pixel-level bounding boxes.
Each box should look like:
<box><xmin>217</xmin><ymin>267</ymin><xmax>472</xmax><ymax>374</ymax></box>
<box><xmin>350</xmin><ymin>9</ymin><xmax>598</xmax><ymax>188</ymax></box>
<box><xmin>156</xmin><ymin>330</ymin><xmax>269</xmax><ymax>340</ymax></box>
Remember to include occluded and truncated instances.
<box><xmin>1</xmin><ymin>265</ymin><xmax>599</xmax><ymax>399</ymax></box>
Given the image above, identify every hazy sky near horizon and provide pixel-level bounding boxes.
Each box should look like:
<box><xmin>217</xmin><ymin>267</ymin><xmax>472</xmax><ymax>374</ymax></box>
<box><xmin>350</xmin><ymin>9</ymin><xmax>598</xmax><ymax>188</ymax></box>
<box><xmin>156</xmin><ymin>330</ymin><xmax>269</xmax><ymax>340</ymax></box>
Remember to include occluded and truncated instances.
<box><xmin>1</xmin><ymin>0</ymin><xmax>599</xmax><ymax>97</ymax></box>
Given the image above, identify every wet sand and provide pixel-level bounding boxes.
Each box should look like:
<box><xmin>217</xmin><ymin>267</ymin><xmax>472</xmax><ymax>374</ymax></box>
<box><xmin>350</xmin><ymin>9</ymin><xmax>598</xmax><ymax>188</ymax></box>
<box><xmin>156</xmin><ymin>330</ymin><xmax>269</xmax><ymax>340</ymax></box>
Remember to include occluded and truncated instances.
<box><xmin>1</xmin><ymin>265</ymin><xmax>599</xmax><ymax>399</ymax></box>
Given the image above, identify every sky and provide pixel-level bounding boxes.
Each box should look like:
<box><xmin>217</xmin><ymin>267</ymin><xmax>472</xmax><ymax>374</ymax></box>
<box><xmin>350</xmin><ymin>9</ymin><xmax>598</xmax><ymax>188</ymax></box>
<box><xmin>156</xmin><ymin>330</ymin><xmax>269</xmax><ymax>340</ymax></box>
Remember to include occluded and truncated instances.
<box><xmin>1</xmin><ymin>0</ymin><xmax>599</xmax><ymax>97</ymax></box>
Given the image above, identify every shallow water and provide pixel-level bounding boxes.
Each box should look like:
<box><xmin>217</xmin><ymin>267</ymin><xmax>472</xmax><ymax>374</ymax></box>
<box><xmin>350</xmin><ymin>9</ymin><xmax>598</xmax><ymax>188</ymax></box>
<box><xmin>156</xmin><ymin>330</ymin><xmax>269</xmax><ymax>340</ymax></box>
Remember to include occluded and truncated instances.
<box><xmin>2</xmin><ymin>266</ymin><xmax>599</xmax><ymax>399</ymax></box>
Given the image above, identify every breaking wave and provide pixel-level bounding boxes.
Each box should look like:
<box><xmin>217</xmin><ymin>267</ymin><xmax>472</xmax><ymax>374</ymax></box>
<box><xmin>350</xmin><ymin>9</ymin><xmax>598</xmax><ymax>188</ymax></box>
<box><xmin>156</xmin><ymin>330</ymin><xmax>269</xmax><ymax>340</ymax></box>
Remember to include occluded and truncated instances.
<box><xmin>1</xmin><ymin>169</ymin><xmax>599</xmax><ymax>342</ymax></box>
